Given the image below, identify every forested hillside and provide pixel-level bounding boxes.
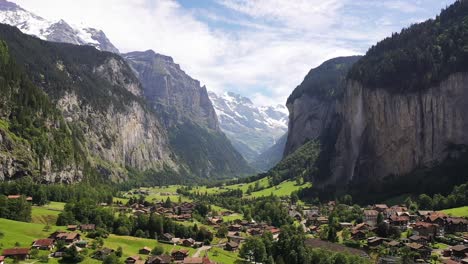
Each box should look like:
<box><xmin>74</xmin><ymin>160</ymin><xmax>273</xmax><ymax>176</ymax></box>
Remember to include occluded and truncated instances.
<box><xmin>0</xmin><ymin>40</ymin><xmax>82</xmax><ymax>182</ymax></box>
<box><xmin>349</xmin><ymin>0</ymin><xmax>468</xmax><ymax>92</ymax></box>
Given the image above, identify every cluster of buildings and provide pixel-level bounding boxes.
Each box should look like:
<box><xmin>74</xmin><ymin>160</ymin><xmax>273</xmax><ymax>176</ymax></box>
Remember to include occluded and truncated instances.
<box><xmin>0</xmin><ymin>222</ymin><xmax>218</xmax><ymax>264</ymax></box>
<box><xmin>0</xmin><ymin>225</ymin><xmax>93</xmax><ymax>261</ymax></box>
<box><xmin>101</xmin><ymin>248</ymin><xmax>216</xmax><ymax>264</ymax></box>
<box><xmin>301</xmin><ymin>202</ymin><xmax>468</xmax><ymax>263</ymax></box>
<box><xmin>116</xmin><ymin>201</ymin><xmax>196</xmax><ymax>222</ymax></box>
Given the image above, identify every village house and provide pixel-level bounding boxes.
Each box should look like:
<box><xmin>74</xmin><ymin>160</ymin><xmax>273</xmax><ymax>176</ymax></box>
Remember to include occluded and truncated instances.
<box><xmin>55</xmin><ymin>232</ymin><xmax>81</xmax><ymax>244</ymax></box>
<box><xmin>367</xmin><ymin>237</ymin><xmax>386</xmax><ymax>248</ymax></box>
<box><xmin>125</xmin><ymin>255</ymin><xmax>144</xmax><ymax>264</ymax></box>
<box><xmin>31</xmin><ymin>238</ymin><xmax>55</xmax><ymax>250</ymax></box>
<box><xmin>52</xmin><ymin>247</ymin><xmax>67</xmax><ymax>258</ymax></box>
<box><xmin>405</xmin><ymin>243</ymin><xmax>431</xmax><ymax>260</ymax></box>
<box><xmin>228</xmin><ymin>224</ymin><xmax>242</xmax><ymax>232</ymax></box>
<box><xmin>373</xmin><ymin>204</ymin><xmax>389</xmax><ymax>213</ymax></box>
<box><xmin>412</xmin><ymin>221</ymin><xmax>439</xmax><ymax>238</ymax></box>
<box><xmin>2</xmin><ymin>248</ymin><xmax>30</xmax><ymax>261</ymax></box>
<box><xmin>248</xmin><ymin>228</ymin><xmax>262</xmax><ymax>236</ymax></box>
<box><xmin>383</xmin><ymin>206</ymin><xmax>408</xmax><ymax>218</ymax></box>
<box><xmin>138</xmin><ymin>246</ymin><xmax>151</xmax><ymax>255</ymax></box>
<box><xmin>425</xmin><ymin>212</ymin><xmax>447</xmax><ymax>226</ymax></box>
<box><xmin>75</xmin><ymin>240</ymin><xmax>88</xmax><ymax>248</ymax></box>
<box><xmin>92</xmin><ymin>248</ymin><xmax>115</xmax><ymax>260</ymax></box>
<box><xmin>445</xmin><ymin>217</ymin><xmax>468</xmax><ymax>233</ymax></box>
<box><xmin>416</xmin><ymin>210</ymin><xmax>434</xmax><ymax>218</ymax></box>
<box><xmin>385</xmin><ymin>241</ymin><xmax>402</xmax><ymax>255</ymax></box>
<box><xmin>389</xmin><ymin>215</ymin><xmax>409</xmax><ymax>229</ymax></box>
<box><xmin>363</xmin><ymin>210</ymin><xmax>379</xmax><ymax>226</ymax></box>
<box><xmin>408</xmin><ymin>235</ymin><xmax>430</xmax><ymax>245</ymax></box>
<box><xmin>172</xmin><ymin>249</ymin><xmax>190</xmax><ymax>261</ymax></box>
<box><xmin>80</xmin><ymin>224</ymin><xmax>96</xmax><ymax>232</ymax></box>
<box><xmin>181</xmin><ymin>238</ymin><xmax>196</xmax><ymax>247</ymax></box>
<box><xmin>147</xmin><ymin>254</ymin><xmax>172</xmax><ymax>264</ymax></box>
<box><xmin>225</xmin><ymin>241</ymin><xmax>239</xmax><ymax>251</ymax></box>
<box><xmin>315</xmin><ymin>216</ymin><xmax>329</xmax><ymax>226</ymax></box>
<box><xmin>227</xmin><ymin>231</ymin><xmax>241</xmax><ymax>237</ymax></box>
<box><xmin>7</xmin><ymin>195</ymin><xmax>32</xmax><ymax>202</ymax></box>
<box><xmin>183</xmin><ymin>257</ymin><xmax>216</xmax><ymax>264</ymax></box>
<box><xmin>450</xmin><ymin>245</ymin><xmax>468</xmax><ymax>260</ymax></box>
<box><xmin>207</xmin><ymin>217</ymin><xmax>223</xmax><ymax>225</ymax></box>
<box><xmin>351</xmin><ymin>230</ymin><xmax>366</xmax><ymax>240</ymax></box>
<box><xmin>67</xmin><ymin>225</ymin><xmax>78</xmax><ymax>231</ymax></box>
<box><xmin>160</xmin><ymin>233</ymin><xmax>174</xmax><ymax>242</ymax></box>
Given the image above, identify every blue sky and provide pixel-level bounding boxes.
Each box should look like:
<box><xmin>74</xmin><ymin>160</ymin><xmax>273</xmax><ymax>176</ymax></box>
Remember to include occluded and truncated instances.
<box><xmin>17</xmin><ymin>0</ymin><xmax>455</xmax><ymax>106</ymax></box>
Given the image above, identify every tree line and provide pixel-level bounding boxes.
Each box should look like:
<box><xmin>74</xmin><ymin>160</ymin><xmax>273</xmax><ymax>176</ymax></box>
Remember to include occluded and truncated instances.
<box><xmin>57</xmin><ymin>199</ymin><xmax>213</xmax><ymax>244</ymax></box>
<box><xmin>239</xmin><ymin>225</ymin><xmax>370</xmax><ymax>264</ymax></box>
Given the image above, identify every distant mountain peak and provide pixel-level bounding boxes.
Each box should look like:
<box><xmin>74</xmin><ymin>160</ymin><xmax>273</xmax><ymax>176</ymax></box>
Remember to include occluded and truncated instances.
<box><xmin>209</xmin><ymin>91</ymin><xmax>288</xmax><ymax>163</ymax></box>
<box><xmin>0</xmin><ymin>0</ymin><xmax>21</xmax><ymax>11</ymax></box>
<box><xmin>0</xmin><ymin>0</ymin><xmax>120</xmax><ymax>53</ymax></box>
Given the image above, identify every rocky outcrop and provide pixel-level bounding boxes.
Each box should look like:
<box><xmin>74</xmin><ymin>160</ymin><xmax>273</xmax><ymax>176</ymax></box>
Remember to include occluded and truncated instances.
<box><xmin>0</xmin><ymin>24</ymin><xmax>176</xmax><ymax>182</ymax></box>
<box><xmin>285</xmin><ymin>93</ymin><xmax>338</xmax><ymax>156</ymax></box>
<box><xmin>330</xmin><ymin>73</ymin><xmax>468</xmax><ymax>186</ymax></box>
<box><xmin>123</xmin><ymin>50</ymin><xmax>253</xmax><ymax>178</ymax></box>
<box><xmin>56</xmin><ymin>91</ymin><xmax>173</xmax><ymax>177</ymax></box>
<box><xmin>124</xmin><ymin>50</ymin><xmax>219</xmax><ymax>130</ymax></box>
<box><xmin>285</xmin><ymin>56</ymin><xmax>361</xmax><ymax>156</ymax></box>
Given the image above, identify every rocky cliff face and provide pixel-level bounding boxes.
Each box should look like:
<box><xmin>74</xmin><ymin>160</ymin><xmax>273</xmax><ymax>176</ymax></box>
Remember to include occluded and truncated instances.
<box><xmin>285</xmin><ymin>56</ymin><xmax>361</xmax><ymax>156</ymax></box>
<box><xmin>55</xmin><ymin>56</ymin><xmax>176</xmax><ymax>182</ymax></box>
<box><xmin>286</xmin><ymin>61</ymin><xmax>468</xmax><ymax>190</ymax></box>
<box><xmin>123</xmin><ymin>50</ymin><xmax>253</xmax><ymax>178</ymax></box>
<box><xmin>0</xmin><ymin>24</ymin><xmax>175</xmax><ymax>182</ymax></box>
<box><xmin>330</xmin><ymin>74</ymin><xmax>468</xmax><ymax>186</ymax></box>
<box><xmin>124</xmin><ymin>50</ymin><xmax>219</xmax><ymax>130</ymax></box>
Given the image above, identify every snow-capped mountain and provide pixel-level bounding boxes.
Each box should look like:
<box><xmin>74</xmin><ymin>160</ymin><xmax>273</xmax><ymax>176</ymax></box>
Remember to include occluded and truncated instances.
<box><xmin>209</xmin><ymin>91</ymin><xmax>288</xmax><ymax>163</ymax></box>
<box><xmin>0</xmin><ymin>0</ymin><xmax>119</xmax><ymax>53</ymax></box>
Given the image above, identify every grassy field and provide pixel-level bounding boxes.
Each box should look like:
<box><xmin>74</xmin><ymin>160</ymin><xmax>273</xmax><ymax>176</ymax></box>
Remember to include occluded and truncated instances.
<box><xmin>191</xmin><ymin>177</ymin><xmax>270</xmax><ymax>195</ymax></box>
<box><xmin>191</xmin><ymin>178</ymin><xmax>310</xmax><ymax>199</ymax></box>
<box><xmin>31</xmin><ymin>206</ymin><xmax>61</xmax><ymax>225</ymax></box>
<box><xmin>0</xmin><ymin>218</ymin><xmax>66</xmax><ymax>248</ymax></box>
<box><xmin>442</xmin><ymin>206</ymin><xmax>468</xmax><ymax>217</ymax></box>
<box><xmin>207</xmin><ymin>247</ymin><xmax>240</xmax><ymax>264</ymax></box>
<box><xmin>104</xmin><ymin>235</ymin><xmax>196</xmax><ymax>258</ymax></box>
<box><xmin>124</xmin><ymin>186</ymin><xmax>192</xmax><ymax>203</ymax></box>
<box><xmin>247</xmin><ymin>180</ymin><xmax>311</xmax><ymax>198</ymax></box>
<box><xmin>0</xmin><ymin>218</ymin><xmax>201</xmax><ymax>264</ymax></box>
<box><xmin>31</xmin><ymin>201</ymin><xmax>66</xmax><ymax>225</ymax></box>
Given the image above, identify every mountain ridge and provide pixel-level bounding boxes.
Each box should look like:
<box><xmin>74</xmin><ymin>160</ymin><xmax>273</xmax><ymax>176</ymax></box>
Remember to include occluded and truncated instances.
<box><xmin>209</xmin><ymin>91</ymin><xmax>288</xmax><ymax>163</ymax></box>
<box><xmin>0</xmin><ymin>0</ymin><xmax>119</xmax><ymax>53</ymax></box>
<box><xmin>284</xmin><ymin>0</ymin><xmax>468</xmax><ymax>201</ymax></box>
<box><xmin>123</xmin><ymin>50</ymin><xmax>254</xmax><ymax>178</ymax></box>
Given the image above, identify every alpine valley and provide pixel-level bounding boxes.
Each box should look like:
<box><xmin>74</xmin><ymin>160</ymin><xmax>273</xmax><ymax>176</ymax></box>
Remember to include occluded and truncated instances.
<box><xmin>0</xmin><ymin>0</ymin><xmax>256</xmax><ymax>183</ymax></box>
<box><xmin>0</xmin><ymin>1</ymin><xmax>468</xmax><ymax>264</ymax></box>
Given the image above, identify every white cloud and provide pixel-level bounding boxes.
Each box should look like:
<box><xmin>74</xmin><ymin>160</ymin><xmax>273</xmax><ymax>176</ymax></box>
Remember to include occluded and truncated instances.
<box><xmin>12</xmin><ymin>0</ymin><xmax>453</xmax><ymax>106</ymax></box>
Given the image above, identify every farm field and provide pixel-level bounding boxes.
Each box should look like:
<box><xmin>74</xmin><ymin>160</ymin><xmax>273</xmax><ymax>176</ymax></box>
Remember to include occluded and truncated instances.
<box><xmin>248</xmin><ymin>180</ymin><xmax>311</xmax><ymax>198</ymax></box>
<box><xmin>442</xmin><ymin>206</ymin><xmax>468</xmax><ymax>217</ymax></box>
<box><xmin>0</xmin><ymin>218</ymin><xmax>66</xmax><ymax>249</ymax></box>
<box><xmin>104</xmin><ymin>234</ymin><xmax>196</xmax><ymax>258</ymax></box>
<box><xmin>30</xmin><ymin>201</ymin><xmax>66</xmax><ymax>225</ymax></box>
<box><xmin>207</xmin><ymin>247</ymin><xmax>239</xmax><ymax>264</ymax></box>
<box><xmin>190</xmin><ymin>178</ymin><xmax>311</xmax><ymax>199</ymax></box>
<box><xmin>124</xmin><ymin>185</ymin><xmax>192</xmax><ymax>203</ymax></box>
